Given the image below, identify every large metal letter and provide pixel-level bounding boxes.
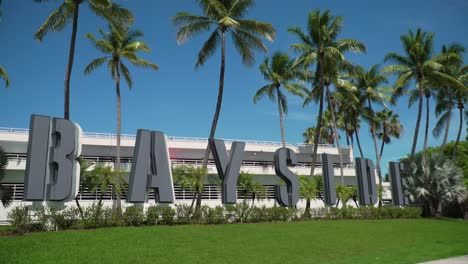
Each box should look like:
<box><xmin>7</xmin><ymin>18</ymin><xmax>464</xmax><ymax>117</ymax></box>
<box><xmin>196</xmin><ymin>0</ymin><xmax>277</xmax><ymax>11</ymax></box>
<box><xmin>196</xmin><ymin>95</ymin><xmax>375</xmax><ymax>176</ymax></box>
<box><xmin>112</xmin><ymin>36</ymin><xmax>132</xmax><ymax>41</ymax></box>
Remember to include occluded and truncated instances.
<box><xmin>48</xmin><ymin>118</ymin><xmax>81</xmax><ymax>201</ymax></box>
<box><xmin>321</xmin><ymin>153</ymin><xmax>336</xmax><ymax>206</ymax></box>
<box><xmin>24</xmin><ymin>115</ymin><xmax>81</xmax><ymax>202</ymax></box>
<box><xmin>274</xmin><ymin>148</ymin><xmax>299</xmax><ymax>207</ymax></box>
<box><xmin>355</xmin><ymin>158</ymin><xmax>377</xmax><ymax>205</ymax></box>
<box><xmin>389</xmin><ymin>161</ymin><xmax>407</xmax><ymax>206</ymax></box>
<box><xmin>210</xmin><ymin>139</ymin><xmax>246</xmax><ymax>204</ymax></box>
<box><xmin>127</xmin><ymin>129</ymin><xmax>174</xmax><ymax>203</ymax></box>
<box><xmin>24</xmin><ymin>115</ymin><xmax>51</xmax><ymax>201</ymax></box>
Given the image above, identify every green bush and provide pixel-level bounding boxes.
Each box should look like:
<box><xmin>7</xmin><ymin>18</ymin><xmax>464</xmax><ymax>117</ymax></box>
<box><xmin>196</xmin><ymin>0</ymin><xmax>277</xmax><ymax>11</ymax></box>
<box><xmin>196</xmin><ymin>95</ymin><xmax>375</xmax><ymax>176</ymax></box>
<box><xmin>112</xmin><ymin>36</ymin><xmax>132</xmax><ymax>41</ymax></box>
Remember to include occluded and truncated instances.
<box><xmin>146</xmin><ymin>205</ymin><xmax>162</xmax><ymax>225</ymax></box>
<box><xmin>49</xmin><ymin>206</ymin><xmax>80</xmax><ymax>230</ymax></box>
<box><xmin>175</xmin><ymin>204</ymin><xmax>193</xmax><ymax>224</ymax></box>
<box><xmin>203</xmin><ymin>206</ymin><xmax>225</xmax><ymax>224</ymax></box>
<box><xmin>123</xmin><ymin>206</ymin><xmax>144</xmax><ymax>226</ymax></box>
<box><xmin>7</xmin><ymin>206</ymin><xmax>31</xmax><ymax>234</ymax></box>
<box><xmin>160</xmin><ymin>207</ymin><xmax>176</xmax><ymax>225</ymax></box>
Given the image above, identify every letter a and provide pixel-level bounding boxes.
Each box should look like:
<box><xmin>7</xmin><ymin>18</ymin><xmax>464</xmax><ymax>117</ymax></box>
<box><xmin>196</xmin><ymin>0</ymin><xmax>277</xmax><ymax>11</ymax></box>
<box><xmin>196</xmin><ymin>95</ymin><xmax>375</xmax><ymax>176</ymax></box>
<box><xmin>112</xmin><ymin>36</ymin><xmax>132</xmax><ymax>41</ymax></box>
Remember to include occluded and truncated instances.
<box><xmin>127</xmin><ymin>129</ymin><xmax>174</xmax><ymax>203</ymax></box>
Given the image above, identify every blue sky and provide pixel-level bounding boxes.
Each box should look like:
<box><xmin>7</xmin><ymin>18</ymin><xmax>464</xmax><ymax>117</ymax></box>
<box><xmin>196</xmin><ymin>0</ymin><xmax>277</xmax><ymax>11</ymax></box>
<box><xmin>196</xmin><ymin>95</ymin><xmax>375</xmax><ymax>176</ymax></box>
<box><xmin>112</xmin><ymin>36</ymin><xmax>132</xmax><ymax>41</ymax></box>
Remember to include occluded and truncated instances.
<box><xmin>0</xmin><ymin>0</ymin><xmax>467</xmax><ymax>175</ymax></box>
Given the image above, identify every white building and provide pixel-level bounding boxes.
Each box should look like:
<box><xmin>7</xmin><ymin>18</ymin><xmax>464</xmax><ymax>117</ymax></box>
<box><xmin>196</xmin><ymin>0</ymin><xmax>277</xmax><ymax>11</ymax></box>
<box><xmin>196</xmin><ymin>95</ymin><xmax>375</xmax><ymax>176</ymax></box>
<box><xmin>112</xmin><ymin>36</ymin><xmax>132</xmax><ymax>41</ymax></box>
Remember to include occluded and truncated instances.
<box><xmin>0</xmin><ymin>127</ymin><xmax>390</xmax><ymax>223</ymax></box>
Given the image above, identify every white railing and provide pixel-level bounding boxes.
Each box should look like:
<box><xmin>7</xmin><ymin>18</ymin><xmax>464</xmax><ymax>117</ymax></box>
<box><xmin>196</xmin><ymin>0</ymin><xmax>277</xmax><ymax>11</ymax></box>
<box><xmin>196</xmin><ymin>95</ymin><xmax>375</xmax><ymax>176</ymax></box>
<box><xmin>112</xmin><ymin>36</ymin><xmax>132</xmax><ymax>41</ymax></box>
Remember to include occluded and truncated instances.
<box><xmin>0</xmin><ymin>126</ymin><xmax>350</xmax><ymax>149</ymax></box>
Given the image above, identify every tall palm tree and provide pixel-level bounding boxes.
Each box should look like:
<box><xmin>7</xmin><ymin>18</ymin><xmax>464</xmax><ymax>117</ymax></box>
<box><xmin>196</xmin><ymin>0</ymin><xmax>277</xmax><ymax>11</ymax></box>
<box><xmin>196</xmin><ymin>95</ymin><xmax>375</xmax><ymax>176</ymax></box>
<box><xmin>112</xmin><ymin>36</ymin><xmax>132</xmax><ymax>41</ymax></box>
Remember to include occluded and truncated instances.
<box><xmin>375</xmin><ymin>109</ymin><xmax>403</xmax><ymax>158</ymax></box>
<box><xmin>288</xmin><ymin>9</ymin><xmax>365</xmax><ymax>176</ymax></box>
<box><xmin>84</xmin><ymin>24</ymin><xmax>158</xmax><ymax>210</ymax></box>
<box><xmin>432</xmin><ymin>44</ymin><xmax>466</xmax><ymax>148</ymax></box>
<box><xmin>173</xmin><ymin>0</ymin><xmax>275</xmax><ymax>168</ymax></box>
<box><xmin>452</xmin><ymin>73</ymin><xmax>468</xmax><ymax>159</ymax></box>
<box><xmin>34</xmin><ymin>0</ymin><xmax>133</xmax><ymax>120</ymax></box>
<box><xmin>254</xmin><ymin>52</ymin><xmax>307</xmax><ymax>147</ymax></box>
<box><xmin>383</xmin><ymin>29</ymin><xmax>465</xmax><ymax>163</ymax></box>
<box><xmin>351</xmin><ymin>64</ymin><xmax>392</xmax><ymax>194</ymax></box>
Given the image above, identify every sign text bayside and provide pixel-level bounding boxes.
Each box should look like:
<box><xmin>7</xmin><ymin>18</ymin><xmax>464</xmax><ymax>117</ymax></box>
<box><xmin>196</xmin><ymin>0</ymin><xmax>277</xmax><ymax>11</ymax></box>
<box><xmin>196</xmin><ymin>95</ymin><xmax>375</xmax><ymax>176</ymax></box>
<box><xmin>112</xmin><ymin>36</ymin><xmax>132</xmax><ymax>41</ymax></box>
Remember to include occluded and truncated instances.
<box><xmin>24</xmin><ymin>115</ymin><xmax>407</xmax><ymax>207</ymax></box>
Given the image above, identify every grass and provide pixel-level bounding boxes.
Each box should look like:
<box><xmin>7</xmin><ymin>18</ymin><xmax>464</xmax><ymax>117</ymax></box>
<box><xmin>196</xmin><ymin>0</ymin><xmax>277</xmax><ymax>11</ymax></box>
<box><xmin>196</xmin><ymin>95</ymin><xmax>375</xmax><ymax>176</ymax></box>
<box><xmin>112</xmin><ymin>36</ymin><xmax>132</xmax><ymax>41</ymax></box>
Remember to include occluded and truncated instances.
<box><xmin>1</xmin><ymin>219</ymin><xmax>467</xmax><ymax>264</ymax></box>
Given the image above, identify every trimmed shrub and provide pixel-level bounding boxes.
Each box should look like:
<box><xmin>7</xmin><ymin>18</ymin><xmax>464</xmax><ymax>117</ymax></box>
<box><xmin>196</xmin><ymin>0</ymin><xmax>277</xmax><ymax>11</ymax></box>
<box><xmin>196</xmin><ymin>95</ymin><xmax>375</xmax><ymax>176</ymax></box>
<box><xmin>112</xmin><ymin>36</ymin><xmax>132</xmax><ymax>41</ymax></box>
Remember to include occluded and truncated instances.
<box><xmin>146</xmin><ymin>205</ymin><xmax>162</xmax><ymax>225</ymax></box>
<box><xmin>160</xmin><ymin>207</ymin><xmax>176</xmax><ymax>225</ymax></box>
<box><xmin>123</xmin><ymin>206</ymin><xmax>145</xmax><ymax>226</ymax></box>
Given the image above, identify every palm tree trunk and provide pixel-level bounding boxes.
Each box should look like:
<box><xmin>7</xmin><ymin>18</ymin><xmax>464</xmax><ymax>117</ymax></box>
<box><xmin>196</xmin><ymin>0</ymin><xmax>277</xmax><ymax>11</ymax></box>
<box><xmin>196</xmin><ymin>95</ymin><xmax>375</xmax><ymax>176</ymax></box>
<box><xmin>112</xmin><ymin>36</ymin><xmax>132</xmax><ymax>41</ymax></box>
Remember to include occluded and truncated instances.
<box><xmin>115</xmin><ymin>62</ymin><xmax>122</xmax><ymax>212</ymax></box>
<box><xmin>202</xmin><ymin>31</ymin><xmax>226</xmax><ymax>168</ymax></box>
<box><xmin>379</xmin><ymin>126</ymin><xmax>386</xmax><ymax>159</ymax></box>
<box><xmin>304</xmin><ymin>198</ymin><xmax>311</xmax><ymax>218</ymax></box>
<box><xmin>276</xmin><ymin>85</ymin><xmax>287</xmax><ymax>148</ymax></box>
<box><xmin>75</xmin><ymin>196</ymin><xmax>84</xmax><ymax>220</ymax></box>
<box><xmin>422</xmin><ymin>93</ymin><xmax>431</xmax><ymax>172</ymax></box>
<box><xmin>63</xmin><ymin>3</ymin><xmax>80</xmax><ymax>120</ymax></box>
<box><xmin>442</xmin><ymin>93</ymin><xmax>453</xmax><ymax>148</ymax></box>
<box><xmin>310</xmin><ymin>56</ymin><xmax>326</xmax><ymax>176</ymax></box>
<box><xmin>326</xmin><ymin>86</ymin><xmax>344</xmax><ymax>184</ymax></box>
<box><xmin>410</xmin><ymin>86</ymin><xmax>424</xmax><ymax>162</ymax></box>
<box><xmin>354</xmin><ymin>126</ymin><xmax>364</xmax><ymax>158</ymax></box>
<box><xmin>368</xmin><ymin>99</ymin><xmax>382</xmax><ymax>206</ymax></box>
<box><xmin>379</xmin><ymin>139</ymin><xmax>385</xmax><ymax>159</ymax></box>
<box><xmin>452</xmin><ymin>104</ymin><xmax>464</xmax><ymax>160</ymax></box>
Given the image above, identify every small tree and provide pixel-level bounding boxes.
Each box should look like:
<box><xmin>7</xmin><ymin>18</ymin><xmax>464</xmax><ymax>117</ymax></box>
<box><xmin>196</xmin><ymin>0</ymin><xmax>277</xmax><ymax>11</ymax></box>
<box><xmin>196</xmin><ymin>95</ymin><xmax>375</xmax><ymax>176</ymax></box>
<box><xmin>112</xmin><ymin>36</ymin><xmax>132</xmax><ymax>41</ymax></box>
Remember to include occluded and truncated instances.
<box><xmin>403</xmin><ymin>152</ymin><xmax>466</xmax><ymax>217</ymax></box>
<box><xmin>172</xmin><ymin>165</ymin><xmax>207</xmax><ymax>220</ymax></box>
<box><xmin>298</xmin><ymin>175</ymin><xmax>318</xmax><ymax>218</ymax></box>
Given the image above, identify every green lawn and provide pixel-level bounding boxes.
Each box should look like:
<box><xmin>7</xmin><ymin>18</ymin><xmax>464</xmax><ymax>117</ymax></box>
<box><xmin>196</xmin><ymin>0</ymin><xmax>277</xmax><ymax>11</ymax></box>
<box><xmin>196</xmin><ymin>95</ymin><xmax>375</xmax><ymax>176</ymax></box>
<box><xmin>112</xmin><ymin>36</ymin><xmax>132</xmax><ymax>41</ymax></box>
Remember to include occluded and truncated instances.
<box><xmin>1</xmin><ymin>219</ymin><xmax>467</xmax><ymax>264</ymax></box>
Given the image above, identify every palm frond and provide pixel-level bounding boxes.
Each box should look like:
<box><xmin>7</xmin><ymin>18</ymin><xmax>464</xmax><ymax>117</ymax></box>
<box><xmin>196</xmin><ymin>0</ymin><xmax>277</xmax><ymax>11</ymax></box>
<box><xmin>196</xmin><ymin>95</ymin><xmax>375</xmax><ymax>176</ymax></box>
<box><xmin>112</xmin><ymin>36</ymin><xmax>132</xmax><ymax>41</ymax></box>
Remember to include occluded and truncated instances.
<box><xmin>119</xmin><ymin>62</ymin><xmax>133</xmax><ymax>88</ymax></box>
<box><xmin>195</xmin><ymin>29</ymin><xmax>220</xmax><ymax>69</ymax></box>
<box><xmin>0</xmin><ymin>65</ymin><xmax>10</xmax><ymax>88</ymax></box>
<box><xmin>84</xmin><ymin>56</ymin><xmax>108</xmax><ymax>75</ymax></box>
<box><xmin>34</xmin><ymin>1</ymin><xmax>74</xmax><ymax>41</ymax></box>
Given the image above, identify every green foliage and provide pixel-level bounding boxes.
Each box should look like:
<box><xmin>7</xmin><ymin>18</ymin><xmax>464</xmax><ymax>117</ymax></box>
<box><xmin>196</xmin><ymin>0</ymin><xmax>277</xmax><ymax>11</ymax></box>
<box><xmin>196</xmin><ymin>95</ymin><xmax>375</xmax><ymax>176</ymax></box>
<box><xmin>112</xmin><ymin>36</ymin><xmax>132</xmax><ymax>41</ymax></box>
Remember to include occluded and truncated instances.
<box><xmin>145</xmin><ymin>205</ymin><xmax>162</xmax><ymax>225</ymax></box>
<box><xmin>172</xmin><ymin>0</ymin><xmax>275</xmax><ymax>68</ymax></box>
<box><xmin>335</xmin><ymin>184</ymin><xmax>357</xmax><ymax>207</ymax></box>
<box><xmin>122</xmin><ymin>206</ymin><xmax>144</xmax><ymax>226</ymax></box>
<box><xmin>401</xmin><ymin>151</ymin><xmax>466</xmax><ymax>217</ymax></box>
<box><xmin>7</xmin><ymin>206</ymin><xmax>31</xmax><ymax>234</ymax></box>
<box><xmin>160</xmin><ymin>207</ymin><xmax>176</xmax><ymax>225</ymax></box>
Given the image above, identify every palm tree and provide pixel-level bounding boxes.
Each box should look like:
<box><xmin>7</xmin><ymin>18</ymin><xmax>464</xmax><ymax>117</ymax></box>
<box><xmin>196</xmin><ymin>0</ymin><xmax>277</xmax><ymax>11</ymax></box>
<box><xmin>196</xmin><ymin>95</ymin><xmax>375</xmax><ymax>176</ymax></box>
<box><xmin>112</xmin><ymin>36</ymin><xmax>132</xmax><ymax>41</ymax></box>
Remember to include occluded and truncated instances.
<box><xmin>34</xmin><ymin>0</ymin><xmax>133</xmax><ymax>120</ymax></box>
<box><xmin>172</xmin><ymin>165</ymin><xmax>207</xmax><ymax>220</ymax></box>
<box><xmin>75</xmin><ymin>158</ymin><xmax>92</xmax><ymax>219</ymax></box>
<box><xmin>84</xmin><ymin>24</ymin><xmax>159</xmax><ymax>176</ymax></box>
<box><xmin>86</xmin><ymin>165</ymin><xmax>126</xmax><ymax>217</ymax></box>
<box><xmin>254</xmin><ymin>52</ymin><xmax>308</xmax><ymax>147</ymax></box>
<box><xmin>238</xmin><ymin>171</ymin><xmax>266</xmax><ymax>219</ymax></box>
<box><xmin>452</xmin><ymin>79</ymin><xmax>468</xmax><ymax>160</ymax></box>
<box><xmin>375</xmin><ymin>109</ymin><xmax>403</xmax><ymax>159</ymax></box>
<box><xmin>302</xmin><ymin>126</ymin><xmax>329</xmax><ymax>145</ymax></box>
<box><xmin>84</xmin><ymin>24</ymin><xmax>157</xmax><ymax>212</ymax></box>
<box><xmin>289</xmin><ymin>9</ymin><xmax>365</xmax><ymax>176</ymax></box>
<box><xmin>0</xmin><ymin>147</ymin><xmax>13</xmax><ymax>208</ymax></box>
<box><xmin>351</xmin><ymin>64</ymin><xmax>392</xmax><ymax>193</ymax></box>
<box><xmin>432</xmin><ymin>45</ymin><xmax>466</xmax><ymax>148</ymax></box>
<box><xmin>298</xmin><ymin>175</ymin><xmax>318</xmax><ymax>218</ymax></box>
<box><xmin>383</xmin><ymin>29</ymin><xmax>465</xmax><ymax>163</ymax></box>
<box><xmin>173</xmin><ymin>0</ymin><xmax>275</xmax><ymax>168</ymax></box>
<box><xmin>403</xmin><ymin>152</ymin><xmax>466</xmax><ymax>217</ymax></box>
